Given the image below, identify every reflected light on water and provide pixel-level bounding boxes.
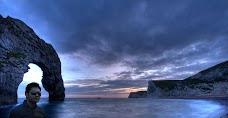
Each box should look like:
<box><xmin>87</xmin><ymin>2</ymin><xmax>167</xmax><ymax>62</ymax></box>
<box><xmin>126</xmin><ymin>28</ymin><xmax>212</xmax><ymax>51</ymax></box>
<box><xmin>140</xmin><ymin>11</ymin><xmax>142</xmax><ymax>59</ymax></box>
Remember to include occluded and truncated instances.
<box><xmin>40</xmin><ymin>99</ymin><xmax>227</xmax><ymax>118</ymax></box>
<box><xmin>1</xmin><ymin>98</ymin><xmax>227</xmax><ymax>118</ymax></box>
<box><xmin>189</xmin><ymin>100</ymin><xmax>225</xmax><ymax>117</ymax></box>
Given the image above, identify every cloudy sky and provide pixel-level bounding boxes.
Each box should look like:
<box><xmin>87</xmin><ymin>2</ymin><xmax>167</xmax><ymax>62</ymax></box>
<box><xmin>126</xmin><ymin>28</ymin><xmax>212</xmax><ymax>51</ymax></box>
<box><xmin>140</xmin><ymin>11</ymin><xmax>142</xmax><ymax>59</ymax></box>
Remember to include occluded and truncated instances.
<box><xmin>1</xmin><ymin>0</ymin><xmax>228</xmax><ymax>98</ymax></box>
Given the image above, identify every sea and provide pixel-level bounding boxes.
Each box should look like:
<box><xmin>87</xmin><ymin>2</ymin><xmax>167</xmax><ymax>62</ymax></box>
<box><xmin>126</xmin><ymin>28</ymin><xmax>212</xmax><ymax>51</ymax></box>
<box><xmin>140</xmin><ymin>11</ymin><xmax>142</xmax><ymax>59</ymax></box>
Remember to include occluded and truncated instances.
<box><xmin>0</xmin><ymin>98</ymin><xmax>228</xmax><ymax>118</ymax></box>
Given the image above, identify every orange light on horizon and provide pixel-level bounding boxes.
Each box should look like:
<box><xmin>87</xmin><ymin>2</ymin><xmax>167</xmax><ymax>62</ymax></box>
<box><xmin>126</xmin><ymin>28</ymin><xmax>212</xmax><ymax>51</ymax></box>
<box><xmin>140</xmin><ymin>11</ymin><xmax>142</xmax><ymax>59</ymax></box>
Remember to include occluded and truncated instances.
<box><xmin>65</xmin><ymin>94</ymin><xmax>129</xmax><ymax>98</ymax></box>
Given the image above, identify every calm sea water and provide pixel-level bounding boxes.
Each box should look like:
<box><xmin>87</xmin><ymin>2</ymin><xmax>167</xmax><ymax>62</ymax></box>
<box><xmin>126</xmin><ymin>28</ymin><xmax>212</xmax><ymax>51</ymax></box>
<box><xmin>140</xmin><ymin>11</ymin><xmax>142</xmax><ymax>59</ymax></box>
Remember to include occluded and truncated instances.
<box><xmin>0</xmin><ymin>98</ymin><xmax>227</xmax><ymax>118</ymax></box>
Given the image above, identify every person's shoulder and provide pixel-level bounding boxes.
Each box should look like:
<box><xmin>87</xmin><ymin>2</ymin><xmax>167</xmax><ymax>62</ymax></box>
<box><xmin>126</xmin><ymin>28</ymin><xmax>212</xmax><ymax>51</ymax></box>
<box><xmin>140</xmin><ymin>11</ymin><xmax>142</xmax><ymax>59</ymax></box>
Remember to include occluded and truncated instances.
<box><xmin>9</xmin><ymin>104</ymin><xmax>25</xmax><ymax>118</ymax></box>
<box><xmin>11</xmin><ymin>104</ymin><xmax>24</xmax><ymax>112</ymax></box>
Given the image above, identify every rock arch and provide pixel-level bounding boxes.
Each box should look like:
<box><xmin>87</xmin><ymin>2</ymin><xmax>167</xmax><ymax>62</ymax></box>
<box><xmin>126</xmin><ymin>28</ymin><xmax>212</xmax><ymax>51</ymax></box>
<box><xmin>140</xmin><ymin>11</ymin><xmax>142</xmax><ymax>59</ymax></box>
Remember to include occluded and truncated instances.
<box><xmin>0</xmin><ymin>15</ymin><xmax>65</xmax><ymax>105</ymax></box>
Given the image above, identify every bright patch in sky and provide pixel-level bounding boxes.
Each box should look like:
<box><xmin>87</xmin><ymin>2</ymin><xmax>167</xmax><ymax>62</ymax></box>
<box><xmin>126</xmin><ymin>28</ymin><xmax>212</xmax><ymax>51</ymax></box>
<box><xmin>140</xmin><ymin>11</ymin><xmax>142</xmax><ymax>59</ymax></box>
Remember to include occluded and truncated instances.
<box><xmin>23</xmin><ymin>64</ymin><xmax>43</xmax><ymax>84</ymax></box>
<box><xmin>17</xmin><ymin>64</ymin><xmax>48</xmax><ymax>98</ymax></box>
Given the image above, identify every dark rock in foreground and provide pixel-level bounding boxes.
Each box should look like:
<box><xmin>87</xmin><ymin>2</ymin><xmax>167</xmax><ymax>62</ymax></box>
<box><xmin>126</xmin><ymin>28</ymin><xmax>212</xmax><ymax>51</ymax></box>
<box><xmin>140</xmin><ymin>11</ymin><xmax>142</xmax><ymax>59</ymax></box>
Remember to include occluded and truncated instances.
<box><xmin>0</xmin><ymin>15</ymin><xmax>65</xmax><ymax>105</ymax></box>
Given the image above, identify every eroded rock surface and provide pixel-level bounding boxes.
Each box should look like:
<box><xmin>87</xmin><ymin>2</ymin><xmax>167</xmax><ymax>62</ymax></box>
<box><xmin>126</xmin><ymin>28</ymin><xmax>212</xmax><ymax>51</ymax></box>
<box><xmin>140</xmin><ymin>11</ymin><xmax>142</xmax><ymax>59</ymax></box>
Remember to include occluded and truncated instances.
<box><xmin>129</xmin><ymin>61</ymin><xmax>228</xmax><ymax>98</ymax></box>
<box><xmin>0</xmin><ymin>15</ymin><xmax>65</xmax><ymax>105</ymax></box>
<box><xmin>147</xmin><ymin>61</ymin><xmax>228</xmax><ymax>98</ymax></box>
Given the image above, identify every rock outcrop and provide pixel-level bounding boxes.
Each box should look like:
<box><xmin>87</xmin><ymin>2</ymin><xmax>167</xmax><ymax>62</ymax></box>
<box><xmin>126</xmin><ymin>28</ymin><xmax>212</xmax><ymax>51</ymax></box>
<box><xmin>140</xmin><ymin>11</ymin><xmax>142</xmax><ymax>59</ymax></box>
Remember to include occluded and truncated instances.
<box><xmin>0</xmin><ymin>15</ymin><xmax>65</xmax><ymax>105</ymax></box>
<box><xmin>128</xmin><ymin>91</ymin><xmax>147</xmax><ymax>98</ymax></box>
<box><xmin>129</xmin><ymin>61</ymin><xmax>228</xmax><ymax>98</ymax></box>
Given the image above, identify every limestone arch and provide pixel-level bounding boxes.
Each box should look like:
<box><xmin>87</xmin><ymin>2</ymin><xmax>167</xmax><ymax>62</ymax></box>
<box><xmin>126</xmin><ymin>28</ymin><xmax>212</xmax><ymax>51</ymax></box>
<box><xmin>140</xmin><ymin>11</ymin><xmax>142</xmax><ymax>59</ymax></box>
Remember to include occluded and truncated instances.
<box><xmin>0</xmin><ymin>16</ymin><xmax>65</xmax><ymax>104</ymax></box>
<box><xmin>31</xmin><ymin>61</ymin><xmax>65</xmax><ymax>101</ymax></box>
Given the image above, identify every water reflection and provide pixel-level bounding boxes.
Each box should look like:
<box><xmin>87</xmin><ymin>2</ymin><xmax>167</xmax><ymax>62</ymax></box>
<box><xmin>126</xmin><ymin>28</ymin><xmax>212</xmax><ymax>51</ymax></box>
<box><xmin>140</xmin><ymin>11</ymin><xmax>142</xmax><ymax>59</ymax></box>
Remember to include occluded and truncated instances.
<box><xmin>0</xmin><ymin>98</ymin><xmax>227</xmax><ymax>118</ymax></box>
<box><xmin>39</xmin><ymin>101</ymin><xmax>65</xmax><ymax>118</ymax></box>
<box><xmin>189</xmin><ymin>100</ymin><xmax>225</xmax><ymax>117</ymax></box>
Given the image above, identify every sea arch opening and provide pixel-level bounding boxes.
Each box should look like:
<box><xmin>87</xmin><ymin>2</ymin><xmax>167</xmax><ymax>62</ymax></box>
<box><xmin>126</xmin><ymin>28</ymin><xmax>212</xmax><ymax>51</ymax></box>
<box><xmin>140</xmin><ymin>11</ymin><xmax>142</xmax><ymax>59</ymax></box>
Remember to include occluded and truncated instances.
<box><xmin>18</xmin><ymin>63</ymin><xmax>48</xmax><ymax>98</ymax></box>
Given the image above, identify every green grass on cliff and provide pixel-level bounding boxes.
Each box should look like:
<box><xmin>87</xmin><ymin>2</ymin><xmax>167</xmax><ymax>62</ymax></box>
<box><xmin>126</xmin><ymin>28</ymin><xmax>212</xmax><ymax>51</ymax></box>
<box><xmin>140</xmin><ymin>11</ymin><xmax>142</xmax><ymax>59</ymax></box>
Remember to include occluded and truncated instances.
<box><xmin>0</xmin><ymin>61</ymin><xmax>7</xmax><ymax>67</ymax></box>
<box><xmin>153</xmin><ymin>79</ymin><xmax>210</xmax><ymax>90</ymax></box>
<box><xmin>154</xmin><ymin>77</ymin><xmax>227</xmax><ymax>91</ymax></box>
<box><xmin>182</xmin><ymin>79</ymin><xmax>213</xmax><ymax>86</ymax></box>
<box><xmin>5</xmin><ymin>52</ymin><xmax>26</xmax><ymax>59</ymax></box>
<box><xmin>153</xmin><ymin>80</ymin><xmax>181</xmax><ymax>90</ymax></box>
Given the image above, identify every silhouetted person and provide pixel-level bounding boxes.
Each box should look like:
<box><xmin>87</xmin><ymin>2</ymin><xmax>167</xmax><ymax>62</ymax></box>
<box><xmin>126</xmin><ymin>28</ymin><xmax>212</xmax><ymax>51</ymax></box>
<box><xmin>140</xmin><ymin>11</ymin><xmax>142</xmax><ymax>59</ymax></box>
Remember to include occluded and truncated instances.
<box><xmin>9</xmin><ymin>82</ymin><xmax>46</xmax><ymax>118</ymax></box>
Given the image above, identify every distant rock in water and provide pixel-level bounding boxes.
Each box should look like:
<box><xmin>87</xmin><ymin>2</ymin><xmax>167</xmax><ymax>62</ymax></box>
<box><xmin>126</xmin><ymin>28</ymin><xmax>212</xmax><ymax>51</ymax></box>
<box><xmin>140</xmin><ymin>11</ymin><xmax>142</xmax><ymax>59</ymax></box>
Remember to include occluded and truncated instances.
<box><xmin>0</xmin><ymin>15</ymin><xmax>65</xmax><ymax>105</ymax></box>
<box><xmin>128</xmin><ymin>91</ymin><xmax>147</xmax><ymax>98</ymax></box>
<box><xmin>130</xmin><ymin>61</ymin><xmax>228</xmax><ymax>99</ymax></box>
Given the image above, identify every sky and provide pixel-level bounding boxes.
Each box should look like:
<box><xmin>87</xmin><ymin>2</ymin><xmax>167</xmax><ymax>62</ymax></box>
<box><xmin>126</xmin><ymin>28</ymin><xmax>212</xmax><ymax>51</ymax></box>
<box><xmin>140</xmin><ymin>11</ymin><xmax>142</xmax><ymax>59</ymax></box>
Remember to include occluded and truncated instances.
<box><xmin>1</xmin><ymin>0</ymin><xmax>228</xmax><ymax>98</ymax></box>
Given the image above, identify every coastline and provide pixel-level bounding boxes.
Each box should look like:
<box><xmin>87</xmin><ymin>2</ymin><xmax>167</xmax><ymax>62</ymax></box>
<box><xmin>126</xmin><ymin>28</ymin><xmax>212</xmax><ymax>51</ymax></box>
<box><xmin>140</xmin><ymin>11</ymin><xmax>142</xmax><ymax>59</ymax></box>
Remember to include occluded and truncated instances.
<box><xmin>166</xmin><ymin>96</ymin><xmax>228</xmax><ymax>118</ymax></box>
<box><xmin>213</xmin><ymin>100</ymin><xmax>228</xmax><ymax>118</ymax></box>
<box><xmin>160</xmin><ymin>94</ymin><xmax>228</xmax><ymax>100</ymax></box>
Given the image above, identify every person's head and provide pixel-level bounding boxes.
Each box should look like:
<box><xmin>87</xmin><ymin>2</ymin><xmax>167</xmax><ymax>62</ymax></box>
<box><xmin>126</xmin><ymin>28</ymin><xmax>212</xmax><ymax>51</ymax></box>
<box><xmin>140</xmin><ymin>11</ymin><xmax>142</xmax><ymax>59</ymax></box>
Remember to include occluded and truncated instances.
<box><xmin>25</xmin><ymin>82</ymin><xmax>41</xmax><ymax>104</ymax></box>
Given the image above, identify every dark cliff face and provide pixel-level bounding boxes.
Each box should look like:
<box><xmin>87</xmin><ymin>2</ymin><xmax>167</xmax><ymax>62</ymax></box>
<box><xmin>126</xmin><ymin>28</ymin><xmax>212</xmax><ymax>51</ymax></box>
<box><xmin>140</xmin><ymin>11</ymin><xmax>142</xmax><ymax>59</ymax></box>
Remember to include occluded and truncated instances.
<box><xmin>129</xmin><ymin>61</ymin><xmax>228</xmax><ymax>98</ymax></box>
<box><xmin>0</xmin><ymin>15</ymin><xmax>65</xmax><ymax>105</ymax></box>
<box><xmin>128</xmin><ymin>91</ymin><xmax>147</xmax><ymax>98</ymax></box>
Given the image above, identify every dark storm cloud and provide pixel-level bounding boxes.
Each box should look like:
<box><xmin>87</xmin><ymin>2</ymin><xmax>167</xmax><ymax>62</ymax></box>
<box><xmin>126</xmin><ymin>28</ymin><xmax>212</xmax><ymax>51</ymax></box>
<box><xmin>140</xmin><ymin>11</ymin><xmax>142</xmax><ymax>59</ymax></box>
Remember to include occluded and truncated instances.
<box><xmin>126</xmin><ymin>39</ymin><xmax>228</xmax><ymax>71</ymax></box>
<box><xmin>2</xmin><ymin>0</ymin><xmax>228</xmax><ymax>94</ymax></box>
<box><xmin>124</xmin><ymin>40</ymin><xmax>228</xmax><ymax>80</ymax></box>
<box><xmin>3</xmin><ymin>0</ymin><xmax>228</xmax><ymax>67</ymax></box>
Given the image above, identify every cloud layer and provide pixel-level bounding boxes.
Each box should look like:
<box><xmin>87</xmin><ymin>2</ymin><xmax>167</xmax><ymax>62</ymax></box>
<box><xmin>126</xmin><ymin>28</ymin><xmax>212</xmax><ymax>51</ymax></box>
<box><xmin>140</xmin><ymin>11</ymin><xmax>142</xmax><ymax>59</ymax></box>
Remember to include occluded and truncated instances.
<box><xmin>2</xmin><ymin>0</ymin><xmax>228</xmax><ymax>97</ymax></box>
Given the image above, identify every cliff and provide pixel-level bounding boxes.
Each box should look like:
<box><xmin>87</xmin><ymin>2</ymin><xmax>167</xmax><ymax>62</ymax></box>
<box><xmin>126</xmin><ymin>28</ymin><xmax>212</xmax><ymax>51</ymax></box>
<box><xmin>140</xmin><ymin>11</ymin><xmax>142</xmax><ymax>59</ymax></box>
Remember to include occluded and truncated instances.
<box><xmin>0</xmin><ymin>15</ymin><xmax>65</xmax><ymax>105</ymax></box>
<box><xmin>128</xmin><ymin>91</ymin><xmax>147</xmax><ymax>98</ymax></box>
<box><xmin>130</xmin><ymin>61</ymin><xmax>228</xmax><ymax>98</ymax></box>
